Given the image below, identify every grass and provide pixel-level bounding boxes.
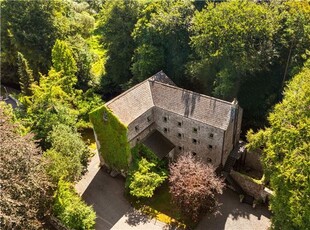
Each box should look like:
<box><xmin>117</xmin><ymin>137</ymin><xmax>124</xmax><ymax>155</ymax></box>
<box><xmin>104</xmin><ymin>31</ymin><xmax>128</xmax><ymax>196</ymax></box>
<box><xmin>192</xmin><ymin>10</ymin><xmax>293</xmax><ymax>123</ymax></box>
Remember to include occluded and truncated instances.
<box><xmin>127</xmin><ymin>182</ymin><xmax>195</xmax><ymax>229</ymax></box>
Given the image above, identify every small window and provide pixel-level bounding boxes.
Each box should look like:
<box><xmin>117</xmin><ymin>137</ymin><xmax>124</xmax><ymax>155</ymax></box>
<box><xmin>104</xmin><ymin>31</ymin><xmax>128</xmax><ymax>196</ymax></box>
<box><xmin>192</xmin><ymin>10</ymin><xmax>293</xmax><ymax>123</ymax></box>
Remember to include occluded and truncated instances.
<box><xmin>192</xmin><ymin>138</ymin><xmax>198</xmax><ymax>144</ymax></box>
<box><xmin>192</xmin><ymin>152</ymin><xmax>197</xmax><ymax>156</ymax></box>
<box><xmin>136</xmin><ymin>138</ymin><xmax>140</xmax><ymax>143</ymax></box>
<box><xmin>207</xmin><ymin>157</ymin><xmax>212</xmax><ymax>163</ymax></box>
<box><xmin>177</xmin><ymin>133</ymin><xmax>183</xmax><ymax>138</ymax></box>
<box><xmin>163</xmin><ymin>116</ymin><xmax>168</xmax><ymax>122</ymax></box>
<box><xmin>177</xmin><ymin>121</ymin><xmax>182</xmax><ymax>127</ymax></box>
<box><xmin>147</xmin><ymin>116</ymin><xmax>151</xmax><ymax>122</ymax></box>
<box><xmin>135</xmin><ymin>126</ymin><xmax>139</xmax><ymax>132</ymax></box>
<box><xmin>208</xmin><ymin>145</ymin><xmax>213</xmax><ymax>149</ymax></box>
<box><xmin>103</xmin><ymin>111</ymin><xmax>108</xmax><ymax>121</ymax></box>
<box><xmin>209</xmin><ymin>133</ymin><xmax>214</xmax><ymax>138</ymax></box>
<box><xmin>193</xmin><ymin>127</ymin><xmax>198</xmax><ymax>133</ymax></box>
<box><xmin>164</xmin><ymin>127</ymin><xmax>168</xmax><ymax>133</ymax></box>
<box><xmin>178</xmin><ymin>146</ymin><xmax>183</xmax><ymax>151</ymax></box>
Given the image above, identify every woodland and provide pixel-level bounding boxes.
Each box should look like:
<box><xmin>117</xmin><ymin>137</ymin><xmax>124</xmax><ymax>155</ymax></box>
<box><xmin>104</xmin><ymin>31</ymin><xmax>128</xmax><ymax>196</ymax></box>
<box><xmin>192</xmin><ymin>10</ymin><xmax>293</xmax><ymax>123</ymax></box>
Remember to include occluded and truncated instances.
<box><xmin>0</xmin><ymin>0</ymin><xmax>309</xmax><ymax>229</ymax></box>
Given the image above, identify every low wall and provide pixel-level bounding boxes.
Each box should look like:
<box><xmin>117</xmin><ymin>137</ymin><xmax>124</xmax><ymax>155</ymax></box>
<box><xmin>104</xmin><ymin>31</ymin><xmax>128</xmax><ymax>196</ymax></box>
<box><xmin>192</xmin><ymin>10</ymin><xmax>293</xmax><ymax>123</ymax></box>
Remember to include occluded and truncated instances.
<box><xmin>230</xmin><ymin>170</ymin><xmax>270</xmax><ymax>202</ymax></box>
<box><xmin>243</xmin><ymin>149</ymin><xmax>263</xmax><ymax>173</ymax></box>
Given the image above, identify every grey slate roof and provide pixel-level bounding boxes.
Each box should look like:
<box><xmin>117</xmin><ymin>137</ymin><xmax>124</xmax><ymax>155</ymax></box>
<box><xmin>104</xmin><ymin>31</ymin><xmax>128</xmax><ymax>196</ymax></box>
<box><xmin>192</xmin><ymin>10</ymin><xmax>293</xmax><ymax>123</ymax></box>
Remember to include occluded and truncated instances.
<box><xmin>105</xmin><ymin>71</ymin><xmax>234</xmax><ymax>130</ymax></box>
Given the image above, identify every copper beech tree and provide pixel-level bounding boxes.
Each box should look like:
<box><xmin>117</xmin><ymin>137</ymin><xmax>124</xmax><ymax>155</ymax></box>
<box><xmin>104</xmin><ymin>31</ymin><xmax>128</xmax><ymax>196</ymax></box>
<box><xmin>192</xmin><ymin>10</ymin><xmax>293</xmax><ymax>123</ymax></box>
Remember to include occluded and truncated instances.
<box><xmin>0</xmin><ymin>103</ymin><xmax>54</xmax><ymax>229</ymax></box>
<box><xmin>169</xmin><ymin>153</ymin><xmax>224</xmax><ymax>221</ymax></box>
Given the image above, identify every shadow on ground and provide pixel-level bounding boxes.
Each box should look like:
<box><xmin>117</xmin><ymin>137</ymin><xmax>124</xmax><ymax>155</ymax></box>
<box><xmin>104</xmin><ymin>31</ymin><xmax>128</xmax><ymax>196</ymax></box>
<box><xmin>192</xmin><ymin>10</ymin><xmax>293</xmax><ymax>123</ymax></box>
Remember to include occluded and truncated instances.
<box><xmin>82</xmin><ymin>169</ymin><xmax>271</xmax><ymax>230</ymax></box>
<box><xmin>196</xmin><ymin>188</ymin><xmax>271</xmax><ymax>230</ymax></box>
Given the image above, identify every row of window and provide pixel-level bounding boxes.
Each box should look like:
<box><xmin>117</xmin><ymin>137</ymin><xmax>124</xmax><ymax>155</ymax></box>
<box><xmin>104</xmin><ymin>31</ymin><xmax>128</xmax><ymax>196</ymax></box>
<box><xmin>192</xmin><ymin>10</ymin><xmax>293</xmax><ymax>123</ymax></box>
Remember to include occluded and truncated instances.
<box><xmin>190</xmin><ymin>151</ymin><xmax>212</xmax><ymax>163</ymax></box>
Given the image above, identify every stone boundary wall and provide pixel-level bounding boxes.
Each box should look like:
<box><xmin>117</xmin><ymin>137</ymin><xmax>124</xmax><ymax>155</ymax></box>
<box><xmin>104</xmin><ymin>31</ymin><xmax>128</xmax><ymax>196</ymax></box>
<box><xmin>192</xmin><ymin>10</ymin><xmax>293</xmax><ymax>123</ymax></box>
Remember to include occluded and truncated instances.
<box><xmin>230</xmin><ymin>170</ymin><xmax>270</xmax><ymax>202</ymax></box>
<box><xmin>244</xmin><ymin>149</ymin><xmax>263</xmax><ymax>172</ymax></box>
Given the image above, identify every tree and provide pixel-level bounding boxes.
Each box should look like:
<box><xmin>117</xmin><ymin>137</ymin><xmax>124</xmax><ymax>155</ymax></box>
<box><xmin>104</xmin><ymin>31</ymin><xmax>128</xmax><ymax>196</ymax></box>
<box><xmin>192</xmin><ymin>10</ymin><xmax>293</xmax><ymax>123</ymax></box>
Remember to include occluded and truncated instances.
<box><xmin>52</xmin><ymin>39</ymin><xmax>78</xmax><ymax>95</ymax></box>
<box><xmin>0</xmin><ymin>102</ymin><xmax>54</xmax><ymax>229</ymax></box>
<box><xmin>189</xmin><ymin>0</ymin><xmax>278</xmax><ymax>99</ymax></box>
<box><xmin>169</xmin><ymin>153</ymin><xmax>224</xmax><ymax>222</ymax></box>
<box><xmin>53</xmin><ymin>180</ymin><xmax>96</xmax><ymax>230</ymax></box>
<box><xmin>44</xmin><ymin>124</ymin><xmax>90</xmax><ymax>183</ymax></box>
<box><xmin>96</xmin><ymin>0</ymin><xmax>139</xmax><ymax>91</ymax></box>
<box><xmin>131</xmin><ymin>0</ymin><xmax>194</xmax><ymax>85</ymax></box>
<box><xmin>128</xmin><ymin>158</ymin><xmax>167</xmax><ymax>198</ymax></box>
<box><xmin>17</xmin><ymin>52</ymin><xmax>34</xmax><ymax>96</ymax></box>
<box><xmin>1</xmin><ymin>0</ymin><xmax>63</xmax><ymax>82</ymax></box>
<box><xmin>26</xmin><ymin>69</ymin><xmax>78</xmax><ymax>149</ymax></box>
<box><xmin>247</xmin><ymin>67</ymin><xmax>310</xmax><ymax>229</ymax></box>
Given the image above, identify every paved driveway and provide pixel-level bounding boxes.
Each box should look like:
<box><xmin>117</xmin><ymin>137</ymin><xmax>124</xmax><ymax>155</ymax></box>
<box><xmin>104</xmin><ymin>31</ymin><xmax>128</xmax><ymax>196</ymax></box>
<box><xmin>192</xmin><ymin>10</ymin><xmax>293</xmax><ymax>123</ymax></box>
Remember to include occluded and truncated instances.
<box><xmin>196</xmin><ymin>188</ymin><xmax>271</xmax><ymax>230</ymax></box>
<box><xmin>83</xmin><ymin>169</ymin><xmax>271</xmax><ymax>230</ymax></box>
<box><xmin>82</xmin><ymin>169</ymin><xmax>131</xmax><ymax>229</ymax></box>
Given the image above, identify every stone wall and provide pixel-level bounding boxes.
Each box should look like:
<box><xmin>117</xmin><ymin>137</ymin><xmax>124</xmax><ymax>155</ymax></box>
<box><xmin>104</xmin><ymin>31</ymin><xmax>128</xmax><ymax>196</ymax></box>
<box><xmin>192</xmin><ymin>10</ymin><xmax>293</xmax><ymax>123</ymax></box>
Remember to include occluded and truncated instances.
<box><xmin>153</xmin><ymin>107</ymin><xmax>224</xmax><ymax>166</ymax></box>
<box><xmin>230</xmin><ymin>170</ymin><xmax>269</xmax><ymax>202</ymax></box>
<box><xmin>244</xmin><ymin>150</ymin><xmax>263</xmax><ymax>173</ymax></box>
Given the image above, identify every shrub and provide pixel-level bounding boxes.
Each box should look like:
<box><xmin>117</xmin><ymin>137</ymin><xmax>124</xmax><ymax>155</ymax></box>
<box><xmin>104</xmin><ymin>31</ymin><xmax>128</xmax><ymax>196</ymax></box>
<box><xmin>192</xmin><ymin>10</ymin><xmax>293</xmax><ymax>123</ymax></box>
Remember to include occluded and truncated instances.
<box><xmin>53</xmin><ymin>180</ymin><xmax>96</xmax><ymax>230</ymax></box>
<box><xmin>44</xmin><ymin>124</ymin><xmax>90</xmax><ymax>182</ymax></box>
<box><xmin>169</xmin><ymin>153</ymin><xmax>224</xmax><ymax>222</ymax></box>
<box><xmin>126</xmin><ymin>144</ymin><xmax>167</xmax><ymax>198</ymax></box>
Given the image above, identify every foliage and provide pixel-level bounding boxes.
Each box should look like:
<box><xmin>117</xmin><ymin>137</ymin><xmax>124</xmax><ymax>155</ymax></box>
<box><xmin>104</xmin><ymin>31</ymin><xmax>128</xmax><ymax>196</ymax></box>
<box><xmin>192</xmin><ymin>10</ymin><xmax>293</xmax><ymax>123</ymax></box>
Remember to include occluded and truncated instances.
<box><xmin>53</xmin><ymin>180</ymin><xmax>96</xmax><ymax>230</ymax></box>
<box><xmin>0</xmin><ymin>0</ymin><xmax>69</xmax><ymax>82</ymax></box>
<box><xmin>247</xmin><ymin>67</ymin><xmax>310</xmax><ymax>229</ymax></box>
<box><xmin>131</xmin><ymin>0</ymin><xmax>194</xmax><ymax>85</ymax></box>
<box><xmin>17</xmin><ymin>52</ymin><xmax>34</xmax><ymax>96</ymax></box>
<box><xmin>127</xmin><ymin>144</ymin><xmax>167</xmax><ymax>198</ymax></box>
<box><xmin>52</xmin><ymin>39</ymin><xmax>78</xmax><ymax>95</ymax></box>
<box><xmin>169</xmin><ymin>153</ymin><xmax>224</xmax><ymax>222</ymax></box>
<box><xmin>44</xmin><ymin>124</ymin><xmax>90</xmax><ymax>183</ymax></box>
<box><xmin>0</xmin><ymin>103</ymin><xmax>54</xmax><ymax>229</ymax></box>
<box><xmin>26</xmin><ymin>69</ymin><xmax>78</xmax><ymax>148</ymax></box>
<box><xmin>89</xmin><ymin>105</ymin><xmax>130</xmax><ymax>170</ymax></box>
<box><xmin>97</xmin><ymin>0</ymin><xmax>139</xmax><ymax>90</ymax></box>
<box><xmin>189</xmin><ymin>0</ymin><xmax>279</xmax><ymax>99</ymax></box>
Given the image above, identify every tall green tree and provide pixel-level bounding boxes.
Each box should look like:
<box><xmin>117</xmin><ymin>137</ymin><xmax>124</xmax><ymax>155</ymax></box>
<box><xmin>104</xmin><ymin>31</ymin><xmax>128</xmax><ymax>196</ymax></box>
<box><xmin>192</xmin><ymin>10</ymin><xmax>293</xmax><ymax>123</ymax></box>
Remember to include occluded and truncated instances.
<box><xmin>1</xmin><ymin>0</ymin><xmax>63</xmax><ymax>82</ymax></box>
<box><xmin>247</xmin><ymin>67</ymin><xmax>310</xmax><ymax>229</ymax></box>
<box><xmin>52</xmin><ymin>39</ymin><xmax>78</xmax><ymax>95</ymax></box>
<box><xmin>189</xmin><ymin>0</ymin><xmax>279</xmax><ymax>99</ymax></box>
<box><xmin>131</xmin><ymin>0</ymin><xmax>195</xmax><ymax>85</ymax></box>
<box><xmin>17</xmin><ymin>52</ymin><xmax>35</xmax><ymax>96</ymax></box>
<box><xmin>96</xmin><ymin>0</ymin><xmax>140</xmax><ymax>92</ymax></box>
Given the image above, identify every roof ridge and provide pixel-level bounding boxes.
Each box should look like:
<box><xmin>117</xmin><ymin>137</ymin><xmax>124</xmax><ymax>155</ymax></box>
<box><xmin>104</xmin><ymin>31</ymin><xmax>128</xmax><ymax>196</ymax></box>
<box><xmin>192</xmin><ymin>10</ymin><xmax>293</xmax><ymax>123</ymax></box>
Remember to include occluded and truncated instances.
<box><xmin>149</xmin><ymin>80</ymin><xmax>233</xmax><ymax>106</ymax></box>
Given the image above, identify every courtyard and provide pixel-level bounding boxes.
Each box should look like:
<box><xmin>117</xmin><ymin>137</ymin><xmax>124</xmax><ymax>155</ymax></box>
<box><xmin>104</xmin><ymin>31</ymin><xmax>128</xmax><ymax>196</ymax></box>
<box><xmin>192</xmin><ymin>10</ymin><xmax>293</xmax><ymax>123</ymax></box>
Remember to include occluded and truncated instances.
<box><xmin>82</xmin><ymin>167</ymin><xmax>271</xmax><ymax>230</ymax></box>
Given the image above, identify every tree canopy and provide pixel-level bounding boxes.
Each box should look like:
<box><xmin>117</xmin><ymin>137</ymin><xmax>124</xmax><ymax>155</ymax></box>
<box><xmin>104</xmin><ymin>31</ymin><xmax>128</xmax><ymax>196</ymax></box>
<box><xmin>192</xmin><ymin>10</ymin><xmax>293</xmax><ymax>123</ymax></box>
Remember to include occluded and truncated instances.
<box><xmin>247</xmin><ymin>67</ymin><xmax>310</xmax><ymax>229</ymax></box>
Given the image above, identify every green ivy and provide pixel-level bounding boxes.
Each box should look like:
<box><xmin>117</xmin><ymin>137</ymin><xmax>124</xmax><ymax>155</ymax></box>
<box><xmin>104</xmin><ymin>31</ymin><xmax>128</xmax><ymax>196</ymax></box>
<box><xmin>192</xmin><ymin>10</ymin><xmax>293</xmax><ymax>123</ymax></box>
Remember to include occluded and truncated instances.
<box><xmin>89</xmin><ymin>105</ymin><xmax>130</xmax><ymax>171</ymax></box>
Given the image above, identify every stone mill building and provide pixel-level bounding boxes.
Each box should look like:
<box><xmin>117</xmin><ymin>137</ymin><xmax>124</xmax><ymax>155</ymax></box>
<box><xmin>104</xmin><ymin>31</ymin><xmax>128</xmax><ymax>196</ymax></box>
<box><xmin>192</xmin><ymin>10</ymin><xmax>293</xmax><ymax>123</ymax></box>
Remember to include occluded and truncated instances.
<box><xmin>91</xmin><ymin>71</ymin><xmax>242</xmax><ymax>169</ymax></box>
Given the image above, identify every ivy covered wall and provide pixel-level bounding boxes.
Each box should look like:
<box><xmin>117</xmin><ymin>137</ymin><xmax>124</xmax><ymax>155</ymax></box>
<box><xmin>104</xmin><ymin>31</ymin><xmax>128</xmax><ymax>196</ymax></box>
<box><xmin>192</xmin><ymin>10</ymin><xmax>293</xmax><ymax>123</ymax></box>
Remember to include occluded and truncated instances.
<box><xmin>89</xmin><ymin>105</ymin><xmax>130</xmax><ymax>171</ymax></box>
